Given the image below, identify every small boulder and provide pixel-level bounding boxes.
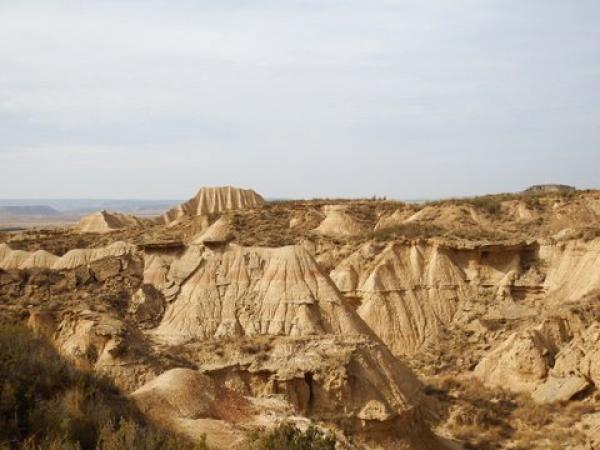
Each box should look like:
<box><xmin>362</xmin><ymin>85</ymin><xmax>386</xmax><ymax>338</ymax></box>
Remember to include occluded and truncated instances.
<box><xmin>532</xmin><ymin>376</ymin><xmax>590</xmax><ymax>403</ymax></box>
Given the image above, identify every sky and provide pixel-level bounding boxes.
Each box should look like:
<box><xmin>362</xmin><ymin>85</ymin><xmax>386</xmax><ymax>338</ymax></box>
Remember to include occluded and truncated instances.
<box><xmin>0</xmin><ymin>0</ymin><xmax>599</xmax><ymax>200</ymax></box>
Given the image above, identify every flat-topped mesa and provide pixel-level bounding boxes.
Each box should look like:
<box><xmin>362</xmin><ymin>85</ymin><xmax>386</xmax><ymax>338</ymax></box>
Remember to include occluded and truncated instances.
<box><xmin>523</xmin><ymin>184</ymin><xmax>576</xmax><ymax>194</ymax></box>
<box><xmin>160</xmin><ymin>186</ymin><xmax>265</xmax><ymax>225</ymax></box>
<box><xmin>75</xmin><ymin>210</ymin><xmax>142</xmax><ymax>234</ymax></box>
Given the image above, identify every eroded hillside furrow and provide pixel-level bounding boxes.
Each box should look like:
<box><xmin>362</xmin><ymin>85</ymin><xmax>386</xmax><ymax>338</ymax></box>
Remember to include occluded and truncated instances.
<box><xmin>330</xmin><ymin>238</ymin><xmax>600</xmax><ymax>361</ymax></box>
<box><xmin>151</xmin><ymin>244</ymin><xmax>372</xmax><ymax>344</ymax></box>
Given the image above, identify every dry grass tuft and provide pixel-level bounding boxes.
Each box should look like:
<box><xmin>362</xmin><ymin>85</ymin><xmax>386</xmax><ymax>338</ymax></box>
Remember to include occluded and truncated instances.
<box><xmin>425</xmin><ymin>375</ymin><xmax>591</xmax><ymax>449</ymax></box>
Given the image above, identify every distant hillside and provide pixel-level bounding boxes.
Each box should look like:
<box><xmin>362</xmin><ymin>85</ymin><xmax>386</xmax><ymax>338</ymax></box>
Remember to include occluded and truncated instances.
<box><xmin>523</xmin><ymin>184</ymin><xmax>576</xmax><ymax>194</ymax></box>
<box><xmin>0</xmin><ymin>205</ymin><xmax>61</xmax><ymax>216</ymax></box>
<box><xmin>0</xmin><ymin>199</ymin><xmax>181</xmax><ymax>215</ymax></box>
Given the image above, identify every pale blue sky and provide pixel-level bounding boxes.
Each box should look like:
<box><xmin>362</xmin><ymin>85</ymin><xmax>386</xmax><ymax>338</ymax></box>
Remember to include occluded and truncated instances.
<box><xmin>0</xmin><ymin>0</ymin><xmax>598</xmax><ymax>199</ymax></box>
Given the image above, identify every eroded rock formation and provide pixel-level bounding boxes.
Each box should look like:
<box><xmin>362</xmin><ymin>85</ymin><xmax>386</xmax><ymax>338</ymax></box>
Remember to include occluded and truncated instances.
<box><xmin>5</xmin><ymin>188</ymin><xmax>600</xmax><ymax>449</ymax></box>
<box><xmin>75</xmin><ymin>210</ymin><xmax>143</xmax><ymax>233</ymax></box>
<box><xmin>161</xmin><ymin>186</ymin><xmax>265</xmax><ymax>225</ymax></box>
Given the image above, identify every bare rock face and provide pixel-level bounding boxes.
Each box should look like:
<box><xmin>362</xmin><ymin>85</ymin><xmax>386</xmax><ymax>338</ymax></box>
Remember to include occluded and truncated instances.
<box><xmin>330</xmin><ymin>237</ymin><xmax>600</xmax><ymax>360</ymax></box>
<box><xmin>540</xmin><ymin>238</ymin><xmax>600</xmax><ymax>303</ymax></box>
<box><xmin>474</xmin><ymin>330</ymin><xmax>554</xmax><ymax>393</ymax></box>
<box><xmin>75</xmin><ymin>210</ymin><xmax>142</xmax><ymax>234</ymax></box>
<box><xmin>467</xmin><ymin>238</ymin><xmax>600</xmax><ymax>399</ymax></box>
<box><xmin>0</xmin><ymin>249</ymin><xmax>32</xmax><ymax>270</ymax></box>
<box><xmin>0</xmin><ymin>241</ymin><xmax>136</xmax><ymax>271</ymax></box>
<box><xmin>331</xmin><ymin>240</ymin><xmax>518</xmax><ymax>356</ymax></box>
<box><xmin>20</xmin><ymin>250</ymin><xmax>59</xmax><ymax>269</ymax></box>
<box><xmin>531</xmin><ymin>376</ymin><xmax>590</xmax><ymax>403</ymax></box>
<box><xmin>473</xmin><ymin>296</ymin><xmax>600</xmax><ymax>400</ymax></box>
<box><xmin>152</xmin><ymin>244</ymin><xmax>371</xmax><ymax>343</ymax></box>
<box><xmin>550</xmin><ymin>323</ymin><xmax>600</xmax><ymax>387</ymax></box>
<box><xmin>191</xmin><ymin>216</ymin><xmax>234</xmax><ymax>245</ymax></box>
<box><xmin>161</xmin><ymin>186</ymin><xmax>265</xmax><ymax>225</ymax></box>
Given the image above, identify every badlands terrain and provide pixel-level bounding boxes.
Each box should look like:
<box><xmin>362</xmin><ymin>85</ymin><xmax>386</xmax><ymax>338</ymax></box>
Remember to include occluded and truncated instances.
<box><xmin>2</xmin><ymin>185</ymin><xmax>600</xmax><ymax>449</ymax></box>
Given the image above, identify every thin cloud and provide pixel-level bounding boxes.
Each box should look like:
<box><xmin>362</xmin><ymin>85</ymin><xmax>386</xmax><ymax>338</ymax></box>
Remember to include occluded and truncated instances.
<box><xmin>0</xmin><ymin>1</ymin><xmax>599</xmax><ymax>198</ymax></box>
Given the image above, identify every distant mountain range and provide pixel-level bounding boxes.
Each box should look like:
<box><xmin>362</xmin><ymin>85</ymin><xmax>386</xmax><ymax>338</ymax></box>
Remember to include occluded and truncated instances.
<box><xmin>0</xmin><ymin>205</ymin><xmax>62</xmax><ymax>216</ymax></box>
<box><xmin>0</xmin><ymin>199</ymin><xmax>182</xmax><ymax>216</ymax></box>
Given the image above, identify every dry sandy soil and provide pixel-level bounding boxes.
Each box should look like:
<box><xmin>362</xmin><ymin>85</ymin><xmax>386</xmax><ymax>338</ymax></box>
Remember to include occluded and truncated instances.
<box><xmin>3</xmin><ymin>185</ymin><xmax>600</xmax><ymax>449</ymax></box>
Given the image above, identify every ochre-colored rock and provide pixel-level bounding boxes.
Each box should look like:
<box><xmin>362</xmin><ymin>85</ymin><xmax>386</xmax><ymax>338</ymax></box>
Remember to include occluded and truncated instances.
<box><xmin>161</xmin><ymin>186</ymin><xmax>265</xmax><ymax>225</ymax></box>
<box><xmin>75</xmin><ymin>210</ymin><xmax>142</xmax><ymax>234</ymax></box>
<box><xmin>152</xmin><ymin>244</ymin><xmax>371</xmax><ymax>343</ymax></box>
<box><xmin>314</xmin><ymin>205</ymin><xmax>369</xmax><ymax>237</ymax></box>
<box><xmin>8</xmin><ymin>190</ymin><xmax>600</xmax><ymax>449</ymax></box>
<box><xmin>191</xmin><ymin>216</ymin><xmax>234</xmax><ymax>245</ymax></box>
